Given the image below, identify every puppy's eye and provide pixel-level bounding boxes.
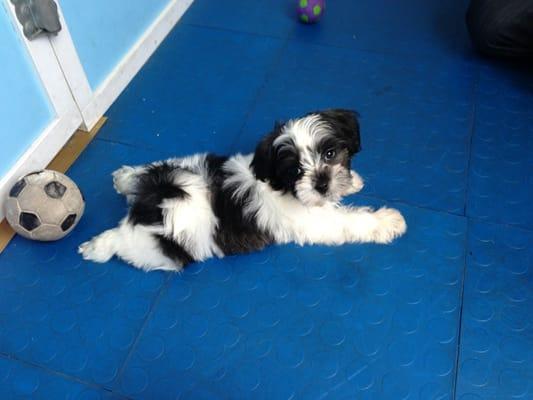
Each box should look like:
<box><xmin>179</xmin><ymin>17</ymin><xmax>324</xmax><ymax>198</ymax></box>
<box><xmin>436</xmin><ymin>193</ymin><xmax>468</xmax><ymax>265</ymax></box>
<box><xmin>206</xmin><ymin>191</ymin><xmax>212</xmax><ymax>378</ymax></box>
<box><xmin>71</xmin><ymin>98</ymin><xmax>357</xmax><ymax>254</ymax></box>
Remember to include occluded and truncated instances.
<box><xmin>324</xmin><ymin>149</ymin><xmax>336</xmax><ymax>161</ymax></box>
<box><xmin>289</xmin><ymin>166</ymin><xmax>302</xmax><ymax>177</ymax></box>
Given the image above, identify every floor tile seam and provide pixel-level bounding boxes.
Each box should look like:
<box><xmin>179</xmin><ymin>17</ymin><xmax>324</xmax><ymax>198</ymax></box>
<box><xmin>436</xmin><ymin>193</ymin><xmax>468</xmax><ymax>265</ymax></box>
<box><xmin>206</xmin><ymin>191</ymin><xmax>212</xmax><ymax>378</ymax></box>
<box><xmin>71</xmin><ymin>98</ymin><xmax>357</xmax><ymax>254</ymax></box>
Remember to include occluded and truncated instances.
<box><xmin>228</xmin><ymin>26</ymin><xmax>296</xmax><ymax>153</ymax></box>
<box><xmin>451</xmin><ymin>218</ymin><xmax>470</xmax><ymax>400</ymax></box>
<box><xmin>183</xmin><ymin>21</ymin><xmax>290</xmax><ymax>42</ymax></box>
<box><xmin>113</xmin><ymin>273</ymin><xmax>174</xmax><ymax>388</ymax></box>
<box><xmin>94</xmin><ymin>137</ymin><xmax>165</xmax><ymax>154</ymax></box>
<box><xmin>463</xmin><ymin>68</ymin><xmax>481</xmax><ymax>217</ymax></box>
<box><xmin>0</xmin><ymin>351</ymin><xmax>131</xmax><ymax>399</ymax></box>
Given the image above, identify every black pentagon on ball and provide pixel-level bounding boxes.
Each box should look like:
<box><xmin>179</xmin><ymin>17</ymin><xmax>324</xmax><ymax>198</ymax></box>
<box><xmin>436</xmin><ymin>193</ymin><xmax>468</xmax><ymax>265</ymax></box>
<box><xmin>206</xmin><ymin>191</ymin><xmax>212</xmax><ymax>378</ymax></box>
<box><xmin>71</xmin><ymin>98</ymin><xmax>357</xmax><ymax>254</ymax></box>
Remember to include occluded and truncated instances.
<box><xmin>9</xmin><ymin>179</ymin><xmax>26</xmax><ymax>197</ymax></box>
<box><xmin>45</xmin><ymin>181</ymin><xmax>67</xmax><ymax>199</ymax></box>
<box><xmin>19</xmin><ymin>212</ymin><xmax>41</xmax><ymax>231</ymax></box>
<box><xmin>61</xmin><ymin>214</ymin><xmax>77</xmax><ymax>231</ymax></box>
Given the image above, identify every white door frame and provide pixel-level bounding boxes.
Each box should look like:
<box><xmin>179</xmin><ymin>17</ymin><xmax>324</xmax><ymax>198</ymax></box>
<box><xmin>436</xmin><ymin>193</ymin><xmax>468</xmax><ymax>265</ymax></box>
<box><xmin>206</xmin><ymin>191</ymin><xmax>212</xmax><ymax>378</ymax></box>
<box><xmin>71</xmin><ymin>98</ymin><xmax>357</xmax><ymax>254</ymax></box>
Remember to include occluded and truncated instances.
<box><xmin>0</xmin><ymin>0</ymin><xmax>83</xmax><ymax>221</ymax></box>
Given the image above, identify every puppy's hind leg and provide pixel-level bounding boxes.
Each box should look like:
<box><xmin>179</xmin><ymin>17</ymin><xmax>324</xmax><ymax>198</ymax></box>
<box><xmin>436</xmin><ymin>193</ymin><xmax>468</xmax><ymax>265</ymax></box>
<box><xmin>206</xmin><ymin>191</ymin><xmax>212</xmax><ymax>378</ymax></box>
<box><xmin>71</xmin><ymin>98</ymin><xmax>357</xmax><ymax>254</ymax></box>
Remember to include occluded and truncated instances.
<box><xmin>79</xmin><ymin>220</ymin><xmax>181</xmax><ymax>272</ymax></box>
<box><xmin>79</xmin><ymin>228</ymin><xmax>120</xmax><ymax>263</ymax></box>
<box><xmin>112</xmin><ymin>165</ymin><xmax>147</xmax><ymax>198</ymax></box>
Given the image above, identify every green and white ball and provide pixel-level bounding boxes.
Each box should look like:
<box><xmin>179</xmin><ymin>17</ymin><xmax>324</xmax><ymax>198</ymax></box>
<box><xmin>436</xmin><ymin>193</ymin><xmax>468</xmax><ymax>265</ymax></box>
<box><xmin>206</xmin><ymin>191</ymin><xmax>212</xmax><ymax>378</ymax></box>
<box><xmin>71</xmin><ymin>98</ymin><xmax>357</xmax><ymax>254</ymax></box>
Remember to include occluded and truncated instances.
<box><xmin>4</xmin><ymin>170</ymin><xmax>85</xmax><ymax>241</ymax></box>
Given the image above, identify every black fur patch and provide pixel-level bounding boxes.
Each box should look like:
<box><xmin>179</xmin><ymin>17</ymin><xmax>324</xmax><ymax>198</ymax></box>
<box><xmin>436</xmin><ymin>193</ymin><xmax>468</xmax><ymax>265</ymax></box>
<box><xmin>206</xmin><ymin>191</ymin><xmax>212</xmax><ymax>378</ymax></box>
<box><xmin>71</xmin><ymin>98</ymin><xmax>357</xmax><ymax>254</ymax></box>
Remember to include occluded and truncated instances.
<box><xmin>206</xmin><ymin>154</ymin><xmax>274</xmax><ymax>254</ymax></box>
<box><xmin>127</xmin><ymin>162</ymin><xmax>196</xmax><ymax>266</ymax></box>
<box><xmin>250</xmin><ymin>123</ymin><xmax>303</xmax><ymax>194</ymax></box>
<box><xmin>250</xmin><ymin>123</ymin><xmax>283</xmax><ymax>184</ymax></box>
<box><xmin>314</xmin><ymin>109</ymin><xmax>361</xmax><ymax>156</ymax></box>
<box><xmin>155</xmin><ymin>234</ymin><xmax>194</xmax><ymax>266</ymax></box>
<box><xmin>128</xmin><ymin>162</ymin><xmax>189</xmax><ymax>226</ymax></box>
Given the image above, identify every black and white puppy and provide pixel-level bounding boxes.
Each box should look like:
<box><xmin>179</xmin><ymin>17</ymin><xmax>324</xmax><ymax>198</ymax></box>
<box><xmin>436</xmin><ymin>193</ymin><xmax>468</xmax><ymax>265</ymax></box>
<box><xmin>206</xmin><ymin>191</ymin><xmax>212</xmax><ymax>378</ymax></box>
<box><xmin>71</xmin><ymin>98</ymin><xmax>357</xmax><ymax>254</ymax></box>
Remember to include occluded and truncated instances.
<box><xmin>79</xmin><ymin>109</ymin><xmax>406</xmax><ymax>272</ymax></box>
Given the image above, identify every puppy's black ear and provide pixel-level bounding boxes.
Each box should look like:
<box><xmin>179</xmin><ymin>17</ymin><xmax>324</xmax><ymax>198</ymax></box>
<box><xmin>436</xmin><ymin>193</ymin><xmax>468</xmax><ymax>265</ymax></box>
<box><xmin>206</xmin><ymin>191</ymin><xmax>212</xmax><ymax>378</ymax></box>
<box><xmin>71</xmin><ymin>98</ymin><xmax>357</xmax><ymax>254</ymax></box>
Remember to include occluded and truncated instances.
<box><xmin>251</xmin><ymin>123</ymin><xmax>282</xmax><ymax>181</ymax></box>
<box><xmin>318</xmin><ymin>109</ymin><xmax>361</xmax><ymax>156</ymax></box>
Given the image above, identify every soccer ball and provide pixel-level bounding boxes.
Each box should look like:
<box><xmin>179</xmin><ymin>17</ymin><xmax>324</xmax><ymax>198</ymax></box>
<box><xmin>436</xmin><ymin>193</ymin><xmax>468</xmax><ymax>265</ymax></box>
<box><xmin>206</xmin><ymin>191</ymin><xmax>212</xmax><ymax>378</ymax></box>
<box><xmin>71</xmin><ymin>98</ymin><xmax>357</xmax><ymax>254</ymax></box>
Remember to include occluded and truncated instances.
<box><xmin>4</xmin><ymin>170</ymin><xmax>85</xmax><ymax>241</ymax></box>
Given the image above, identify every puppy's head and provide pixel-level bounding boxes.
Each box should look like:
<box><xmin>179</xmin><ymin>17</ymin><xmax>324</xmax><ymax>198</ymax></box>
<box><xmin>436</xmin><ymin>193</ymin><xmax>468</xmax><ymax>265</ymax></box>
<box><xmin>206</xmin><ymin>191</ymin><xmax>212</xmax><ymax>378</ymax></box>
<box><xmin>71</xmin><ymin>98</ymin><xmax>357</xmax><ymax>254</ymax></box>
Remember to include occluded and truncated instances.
<box><xmin>251</xmin><ymin>109</ymin><xmax>361</xmax><ymax>206</ymax></box>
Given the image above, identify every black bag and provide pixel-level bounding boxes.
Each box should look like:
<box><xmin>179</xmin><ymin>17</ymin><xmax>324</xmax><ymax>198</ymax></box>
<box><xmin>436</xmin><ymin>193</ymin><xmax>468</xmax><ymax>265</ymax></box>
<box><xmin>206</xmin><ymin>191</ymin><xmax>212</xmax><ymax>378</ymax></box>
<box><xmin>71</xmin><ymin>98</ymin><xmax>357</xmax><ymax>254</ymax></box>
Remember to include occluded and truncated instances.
<box><xmin>466</xmin><ymin>0</ymin><xmax>533</xmax><ymax>58</ymax></box>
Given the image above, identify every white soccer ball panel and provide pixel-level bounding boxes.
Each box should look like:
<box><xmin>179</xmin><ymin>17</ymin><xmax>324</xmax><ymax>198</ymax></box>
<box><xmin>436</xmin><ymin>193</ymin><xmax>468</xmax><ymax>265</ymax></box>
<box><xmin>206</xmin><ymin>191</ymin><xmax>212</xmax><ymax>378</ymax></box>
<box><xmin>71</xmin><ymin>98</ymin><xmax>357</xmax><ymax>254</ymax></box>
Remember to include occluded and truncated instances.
<box><xmin>16</xmin><ymin>185</ymin><xmax>47</xmax><ymax>212</ymax></box>
<box><xmin>35</xmin><ymin>200</ymin><xmax>68</xmax><ymax>226</ymax></box>
<box><xmin>31</xmin><ymin>224</ymin><xmax>64</xmax><ymax>241</ymax></box>
<box><xmin>62</xmin><ymin>185</ymin><xmax>84</xmax><ymax>214</ymax></box>
<box><xmin>4</xmin><ymin>198</ymin><xmax>21</xmax><ymax>228</ymax></box>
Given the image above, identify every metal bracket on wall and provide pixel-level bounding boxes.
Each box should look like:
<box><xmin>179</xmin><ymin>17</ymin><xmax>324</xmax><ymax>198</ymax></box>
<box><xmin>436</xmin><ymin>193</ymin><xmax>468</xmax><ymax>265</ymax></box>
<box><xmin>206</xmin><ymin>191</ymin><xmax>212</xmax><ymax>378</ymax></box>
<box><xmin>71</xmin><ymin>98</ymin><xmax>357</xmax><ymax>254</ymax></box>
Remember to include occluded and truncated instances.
<box><xmin>10</xmin><ymin>0</ymin><xmax>61</xmax><ymax>40</ymax></box>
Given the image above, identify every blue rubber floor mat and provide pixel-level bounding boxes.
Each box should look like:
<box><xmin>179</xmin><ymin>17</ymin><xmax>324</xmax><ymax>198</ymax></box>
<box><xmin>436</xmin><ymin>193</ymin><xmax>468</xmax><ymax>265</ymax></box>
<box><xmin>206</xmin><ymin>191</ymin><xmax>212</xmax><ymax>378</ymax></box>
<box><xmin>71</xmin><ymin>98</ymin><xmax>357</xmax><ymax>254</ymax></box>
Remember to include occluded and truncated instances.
<box><xmin>98</xmin><ymin>24</ymin><xmax>286</xmax><ymax>155</ymax></box>
<box><xmin>0</xmin><ymin>356</ymin><xmax>121</xmax><ymax>399</ymax></box>
<box><xmin>116</xmin><ymin>201</ymin><xmax>466</xmax><ymax>399</ymax></box>
<box><xmin>467</xmin><ymin>63</ymin><xmax>533</xmax><ymax>229</ymax></box>
<box><xmin>238</xmin><ymin>41</ymin><xmax>477</xmax><ymax>214</ymax></box>
<box><xmin>456</xmin><ymin>222</ymin><xmax>532</xmax><ymax>399</ymax></box>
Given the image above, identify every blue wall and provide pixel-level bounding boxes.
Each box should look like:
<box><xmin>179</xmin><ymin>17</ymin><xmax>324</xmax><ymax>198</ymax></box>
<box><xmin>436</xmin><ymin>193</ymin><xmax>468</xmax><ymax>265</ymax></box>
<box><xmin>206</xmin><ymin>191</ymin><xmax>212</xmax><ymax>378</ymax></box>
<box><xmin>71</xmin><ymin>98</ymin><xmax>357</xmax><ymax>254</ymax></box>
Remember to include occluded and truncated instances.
<box><xmin>62</xmin><ymin>0</ymin><xmax>171</xmax><ymax>89</ymax></box>
<box><xmin>0</xmin><ymin>6</ymin><xmax>54</xmax><ymax>178</ymax></box>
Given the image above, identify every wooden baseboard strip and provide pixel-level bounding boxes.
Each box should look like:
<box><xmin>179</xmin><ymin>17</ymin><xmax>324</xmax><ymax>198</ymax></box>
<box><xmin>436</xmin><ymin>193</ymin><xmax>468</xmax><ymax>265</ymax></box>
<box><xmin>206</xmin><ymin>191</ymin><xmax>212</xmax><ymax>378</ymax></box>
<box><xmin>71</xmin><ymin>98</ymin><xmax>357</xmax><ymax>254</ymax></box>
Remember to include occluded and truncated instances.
<box><xmin>0</xmin><ymin>117</ymin><xmax>107</xmax><ymax>254</ymax></box>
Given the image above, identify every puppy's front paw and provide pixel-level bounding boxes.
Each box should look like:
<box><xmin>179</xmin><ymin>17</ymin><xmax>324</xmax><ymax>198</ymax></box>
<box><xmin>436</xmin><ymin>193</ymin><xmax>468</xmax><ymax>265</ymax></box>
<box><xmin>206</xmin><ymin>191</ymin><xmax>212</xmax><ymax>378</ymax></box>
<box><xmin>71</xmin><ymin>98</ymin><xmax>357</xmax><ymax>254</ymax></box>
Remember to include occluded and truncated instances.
<box><xmin>344</xmin><ymin>171</ymin><xmax>365</xmax><ymax>195</ymax></box>
<box><xmin>372</xmin><ymin>208</ymin><xmax>407</xmax><ymax>244</ymax></box>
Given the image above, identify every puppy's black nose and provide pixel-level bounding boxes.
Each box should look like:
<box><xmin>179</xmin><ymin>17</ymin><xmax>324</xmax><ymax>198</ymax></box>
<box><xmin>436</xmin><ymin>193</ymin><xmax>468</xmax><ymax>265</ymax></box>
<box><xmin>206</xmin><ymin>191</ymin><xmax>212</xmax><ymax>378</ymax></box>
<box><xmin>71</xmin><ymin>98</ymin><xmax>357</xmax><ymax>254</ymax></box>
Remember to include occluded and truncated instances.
<box><xmin>315</xmin><ymin>176</ymin><xmax>329</xmax><ymax>194</ymax></box>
